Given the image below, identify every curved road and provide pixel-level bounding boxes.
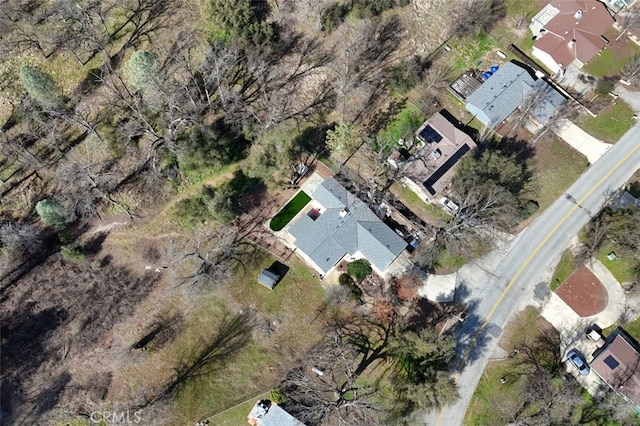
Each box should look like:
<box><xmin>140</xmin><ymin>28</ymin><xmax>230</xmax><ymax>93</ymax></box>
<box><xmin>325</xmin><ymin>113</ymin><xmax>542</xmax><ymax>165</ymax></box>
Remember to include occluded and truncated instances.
<box><xmin>428</xmin><ymin>124</ymin><xmax>640</xmax><ymax>426</ymax></box>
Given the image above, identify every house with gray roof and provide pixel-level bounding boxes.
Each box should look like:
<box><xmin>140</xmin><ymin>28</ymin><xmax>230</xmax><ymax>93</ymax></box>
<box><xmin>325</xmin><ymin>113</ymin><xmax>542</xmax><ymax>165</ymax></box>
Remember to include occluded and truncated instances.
<box><xmin>287</xmin><ymin>178</ymin><xmax>407</xmax><ymax>276</ymax></box>
<box><xmin>248</xmin><ymin>400</ymin><xmax>304</xmax><ymax>426</ymax></box>
<box><xmin>465</xmin><ymin>61</ymin><xmax>566</xmax><ymax>128</ymax></box>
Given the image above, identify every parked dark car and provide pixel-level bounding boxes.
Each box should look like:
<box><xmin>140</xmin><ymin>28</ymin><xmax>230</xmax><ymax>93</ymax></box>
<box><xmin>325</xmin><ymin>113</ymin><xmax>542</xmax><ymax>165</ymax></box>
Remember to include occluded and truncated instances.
<box><xmin>567</xmin><ymin>349</ymin><xmax>590</xmax><ymax>376</ymax></box>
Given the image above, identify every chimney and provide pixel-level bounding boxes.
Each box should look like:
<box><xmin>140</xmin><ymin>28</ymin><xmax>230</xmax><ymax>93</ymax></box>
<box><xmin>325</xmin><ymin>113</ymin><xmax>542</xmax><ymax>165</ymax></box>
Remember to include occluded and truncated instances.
<box><xmin>574</xmin><ymin>10</ymin><xmax>583</xmax><ymax>19</ymax></box>
<box><xmin>569</xmin><ymin>39</ymin><xmax>576</xmax><ymax>47</ymax></box>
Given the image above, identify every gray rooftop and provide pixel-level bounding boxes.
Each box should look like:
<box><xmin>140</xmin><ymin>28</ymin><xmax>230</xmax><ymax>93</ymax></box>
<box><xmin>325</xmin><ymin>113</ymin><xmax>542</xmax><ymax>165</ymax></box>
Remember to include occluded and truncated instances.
<box><xmin>288</xmin><ymin>179</ymin><xmax>406</xmax><ymax>274</ymax></box>
<box><xmin>258</xmin><ymin>269</ymin><xmax>279</xmax><ymax>289</ymax></box>
<box><xmin>465</xmin><ymin>61</ymin><xmax>565</xmax><ymax>127</ymax></box>
<box><xmin>523</xmin><ymin>79</ymin><xmax>567</xmax><ymax>124</ymax></box>
<box><xmin>611</xmin><ymin>191</ymin><xmax>640</xmax><ymax>210</ymax></box>
<box><xmin>249</xmin><ymin>400</ymin><xmax>304</xmax><ymax>426</ymax></box>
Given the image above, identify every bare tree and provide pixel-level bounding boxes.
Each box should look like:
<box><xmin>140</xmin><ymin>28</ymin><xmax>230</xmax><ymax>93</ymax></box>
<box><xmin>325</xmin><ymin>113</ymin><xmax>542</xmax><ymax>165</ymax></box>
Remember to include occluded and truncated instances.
<box><xmin>0</xmin><ymin>222</ymin><xmax>41</xmax><ymax>257</ymax></box>
<box><xmin>576</xmin><ymin>212</ymin><xmax>611</xmax><ymax>262</ymax></box>
<box><xmin>450</xmin><ymin>0</ymin><xmax>506</xmax><ymax>38</ymax></box>
<box><xmin>621</xmin><ymin>55</ymin><xmax>640</xmax><ymax>85</ymax></box>
<box><xmin>422</xmin><ymin>60</ymin><xmax>453</xmax><ymax>93</ymax></box>
<box><xmin>169</xmin><ymin>227</ymin><xmax>255</xmax><ymax>288</ymax></box>
<box><xmin>280</xmin><ymin>312</ymin><xmax>458</xmax><ymax>424</ymax></box>
<box><xmin>616</xmin><ymin>6</ymin><xmax>640</xmax><ymax>41</ymax></box>
<box><xmin>279</xmin><ymin>341</ymin><xmax>382</xmax><ymax>425</ymax></box>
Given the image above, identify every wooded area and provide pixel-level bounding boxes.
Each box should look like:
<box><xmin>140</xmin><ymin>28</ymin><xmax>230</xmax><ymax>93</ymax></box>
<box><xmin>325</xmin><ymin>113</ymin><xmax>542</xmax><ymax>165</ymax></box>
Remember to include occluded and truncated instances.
<box><xmin>0</xmin><ymin>0</ymin><xmax>535</xmax><ymax>424</ymax></box>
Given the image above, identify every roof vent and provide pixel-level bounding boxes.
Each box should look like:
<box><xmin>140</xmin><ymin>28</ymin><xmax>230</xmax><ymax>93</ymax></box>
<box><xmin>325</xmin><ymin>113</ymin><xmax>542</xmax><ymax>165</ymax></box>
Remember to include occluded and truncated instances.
<box><xmin>574</xmin><ymin>10</ymin><xmax>583</xmax><ymax>19</ymax></box>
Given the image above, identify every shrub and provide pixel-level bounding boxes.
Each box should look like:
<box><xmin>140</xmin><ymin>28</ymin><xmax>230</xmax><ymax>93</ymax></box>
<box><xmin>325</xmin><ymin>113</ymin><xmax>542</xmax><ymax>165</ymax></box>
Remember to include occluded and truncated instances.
<box><xmin>351</xmin><ymin>0</ymin><xmax>410</xmax><ymax>19</ymax></box>
<box><xmin>339</xmin><ymin>273</ymin><xmax>355</xmax><ymax>286</ymax></box>
<box><xmin>320</xmin><ymin>3</ymin><xmax>348</xmax><ymax>32</ymax></box>
<box><xmin>61</xmin><ymin>245</ymin><xmax>85</xmax><ymax>262</ymax></box>
<box><xmin>348</xmin><ymin>282</ymin><xmax>363</xmax><ymax>301</ymax></box>
<box><xmin>201</xmin><ymin>0</ymin><xmax>273</xmax><ymax>44</ymax></box>
<box><xmin>339</xmin><ymin>273</ymin><xmax>363</xmax><ymax>301</ymax></box>
<box><xmin>35</xmin><ymin>199</ymin><xmax>69</xmax><ymax>230</ymax></box>
<box><xmin>518</xmin><ymin>199</ymin><xmax>540</xmax><ymax>219</ymax></box>
<box><xmin>174</xmin><ymin>184</ymin><xmax>237</xmax><ymax>227</ymax></box>
<box><xmin>385</xmin><ymin>57</ymin><xmax>425</xmax><ymax>94</ymax></box>
<box><xmin>347</xmin><ymin>259</ymin><xmax>372</xmax><ymax>281</ymax></box>
<box><xmin>595</xmin><ymin>76</ymin><xmax>617</xmax><ymax>96</ymax></box>
<box><xmin>270</xmin><ymin>388</ymin><xmax>287</xmax><ymax>404</ymax></box>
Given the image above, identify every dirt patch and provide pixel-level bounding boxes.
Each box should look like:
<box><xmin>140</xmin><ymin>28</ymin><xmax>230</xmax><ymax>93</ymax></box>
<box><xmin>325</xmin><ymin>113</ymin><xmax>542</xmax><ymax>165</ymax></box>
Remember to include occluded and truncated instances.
<box><xmin>556</xmin><ymin>265</ymin><xmax>608</xmax><ymax>317</ymax></box>
<box><xmin>498</xmin><ymin>306</ymin><xmax>556</xmax><ymax>353</ymax></box>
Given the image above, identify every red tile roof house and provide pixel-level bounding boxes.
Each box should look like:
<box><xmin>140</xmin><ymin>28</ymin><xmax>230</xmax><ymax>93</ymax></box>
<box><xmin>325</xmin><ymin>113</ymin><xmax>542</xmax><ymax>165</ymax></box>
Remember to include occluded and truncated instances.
<box><xmin>529</xmin><ymin>0</ymin><xmax>616</xmax><ymax>75</ymax></box>
<box><xmin>590</xmin><ymin>328</ymin><xmax>640</xmax><ymax>407</ymax></box>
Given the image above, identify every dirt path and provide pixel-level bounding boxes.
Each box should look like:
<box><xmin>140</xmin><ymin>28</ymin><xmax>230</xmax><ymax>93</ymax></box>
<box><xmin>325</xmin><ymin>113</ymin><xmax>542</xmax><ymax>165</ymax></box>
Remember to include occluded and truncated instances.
<box><xmin>149</xmin><ymin>165</ymin><xmax>240</xmax><ymax>225</ymax></box>
<box><xmin>87</xmin><ymin>165</ymin><xmax>241</xmax><ymax>242</ymax></box>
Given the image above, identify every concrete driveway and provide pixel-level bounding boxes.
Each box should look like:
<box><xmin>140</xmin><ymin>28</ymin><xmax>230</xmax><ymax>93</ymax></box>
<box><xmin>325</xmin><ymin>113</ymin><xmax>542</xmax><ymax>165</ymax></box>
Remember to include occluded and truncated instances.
<box><xmin>553</xmin><ymin>119</ymin><xmax>612</xmax><ymax>165</ymax></box>
<box><xmin>419</xmin><ymin>272</ymin><xmax>457</xmax><ymax>302</ymax></box>
<box><xmin>541</xmin><ymin>259</ymin><xmax>625</xmax><ymax>397</ymax></box>
<box><xmin>615</xmin><ymin>83</ymin><xmax>640</xmax><ymax>113</ymax></box>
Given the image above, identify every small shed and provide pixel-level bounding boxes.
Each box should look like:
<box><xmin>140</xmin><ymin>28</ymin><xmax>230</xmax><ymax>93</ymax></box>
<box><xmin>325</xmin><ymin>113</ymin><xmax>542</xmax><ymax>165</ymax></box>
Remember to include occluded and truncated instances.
<box><xmin>258</xmin><ymin>269</ymin><xmax>280</xmax><ymax>290</ymax></box>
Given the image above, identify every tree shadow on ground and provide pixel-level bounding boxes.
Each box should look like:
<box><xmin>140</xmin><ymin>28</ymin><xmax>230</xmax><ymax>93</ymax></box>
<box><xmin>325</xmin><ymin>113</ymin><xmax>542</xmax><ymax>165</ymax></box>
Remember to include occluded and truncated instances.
<box><xmin>33</xmin><ymin>371</ymin><xmax>72</xmax><ymax>418</ymax></box>
<box><xmin>82</xmin><ymin>232</ymin><xmax>108</xmax><ymax>256</ymax></box>
<box><xmin>449</xmin><ymin>281</ymin><xmax>494</xmax><ymax>369</ymax></box>
<box><xmin>0</xmin><ymin>306</ymin><xmax>68</xmax><ymax>422</ymax></box>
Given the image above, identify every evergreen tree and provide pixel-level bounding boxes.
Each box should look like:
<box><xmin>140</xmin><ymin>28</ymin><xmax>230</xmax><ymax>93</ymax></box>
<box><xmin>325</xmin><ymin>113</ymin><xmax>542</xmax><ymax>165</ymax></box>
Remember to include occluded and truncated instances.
<box><xmin>19</xmin><ymin>65</ymin><xmax>64</xmax><ymax>109</ymax></box>
<box><xmin>124</xmin><ymin>50</ymin><xmax>159</xmax><ymax>93</ymax></box>
<box><xmin>200</xmin><ymin>0</ymin><xmax>272</xmax><ymax>44</ymax></box>
<box><xmin>325</xmin><ymin>121</ymin><xmax>360</xmax><ymax>163</ymax></box>
<box><xmin>35</xmin><ymin>199</ymin><xmax>69</xmax><ymax>230</ymax></box>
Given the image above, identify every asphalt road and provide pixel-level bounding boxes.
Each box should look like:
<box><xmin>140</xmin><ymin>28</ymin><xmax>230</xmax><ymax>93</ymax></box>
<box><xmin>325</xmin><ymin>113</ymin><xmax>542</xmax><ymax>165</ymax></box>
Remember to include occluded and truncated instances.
<box><xmin>427</xmin><ymin>124</ymin><xmax>640</xmax><ymax>426</ymax></box>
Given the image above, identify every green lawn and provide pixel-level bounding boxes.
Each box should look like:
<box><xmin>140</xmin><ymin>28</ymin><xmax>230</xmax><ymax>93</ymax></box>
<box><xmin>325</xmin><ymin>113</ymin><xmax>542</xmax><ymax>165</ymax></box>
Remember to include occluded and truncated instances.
<box><xmin>607</xmin><ymin>318</ymin><xmax>640</xmax><ymax>342</ymax></box>
<box><xmin>464</xmin><ymin>307</ymin><xmax>540</xmax><ymax>425</ymax></box>
<box><xmin>435</xmin><ymin>249</ymin><xmax>466</xmax><ymax>274</ymax></box>
<box><xmin>598</xmin><ymin>243</ymin><xmax>637</xmax><ymax>283</ymax></box>
<box><xmin>205</xmin><ymin>392</ymin><xmax>269</xmax><ymax>425</ymax></box>
<box><xmin>389</xmin><ymin>182</ymin><xmax>450</xmax><ymax>226</ymax></box>
<box><xmin>464</xmin><ymin>361</ymin><xmax>528</xmax><ymax>426</ymax></box>
<box><xmin>603</xmin><ymin>317</ymin><xmax>640</xmax><ymax>343</ymax></box>
<box><xmin>449</xmin><ymin>33</ymin><xmax>501</xmax><ymax>75</ymax></box>
<box><xmin>504</xmin><ymin>0</ymin><xmax>538</xmax><ymax>18</ymax></box>
<box><xmin>172</xmin><ymin>253</ymin><xmax>326</xmax><ymax>422</ymax></box>
<box><xmin>378</xmin><ymin>103</ymin><xmax>423</xmax><ymax>148</ymax></box>
<box><xmin>583</xmin><ymin>34</ymin><xmax>640</xmax><ymax>77</ymax></box>
<box><xmin>531</xmin><ymin>135</ymin><xmax>588</xmax><ymax>211</ymax></box>
<box><xmin>575</xmin><ymin>100</ymin><xmax>636</xmax><ymax>143</ymax></box>
<box><xmin>550</xmin><ymin>250</ymin><xmax>577</xmax><ymax>291</ymax></box>
<box><xmin>488</xmin><ymin>0</ymin><xmax>539</xmax><ymax>50</ymax></box>
<box><xmin>269</xmin><ymin>190</ymin><xmax>311</xmax><ymax>231</ymax></box>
